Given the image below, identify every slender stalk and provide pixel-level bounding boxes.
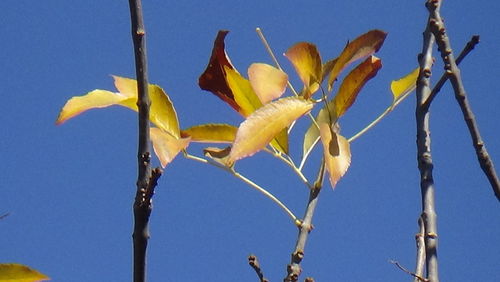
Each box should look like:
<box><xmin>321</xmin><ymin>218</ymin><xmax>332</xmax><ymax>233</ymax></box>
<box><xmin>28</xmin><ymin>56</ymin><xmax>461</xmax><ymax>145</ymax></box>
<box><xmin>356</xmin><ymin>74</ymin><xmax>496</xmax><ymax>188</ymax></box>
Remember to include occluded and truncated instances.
<box><xmin>415</xmin><ymin>1</ymin><xmax>440</xmax><ymax>281</ymax></box>
<box><xmin>184</xmin><ymin>153</ymin><xmax>299</xmax><ymax>223</ymax></box>
<box><xmin>428</xmin><ymin>9</ymin><xmax>500</xmax><ymax>201</ymax></box>
<box><xmin>128</xmin><ymin>1</ymin><xmax>161</xmax><ymax>282</ymax></box>
<box><xmin>248</xmin><ymin>254</ymin><xmax>269</xmax><ymax>282</ymax></box>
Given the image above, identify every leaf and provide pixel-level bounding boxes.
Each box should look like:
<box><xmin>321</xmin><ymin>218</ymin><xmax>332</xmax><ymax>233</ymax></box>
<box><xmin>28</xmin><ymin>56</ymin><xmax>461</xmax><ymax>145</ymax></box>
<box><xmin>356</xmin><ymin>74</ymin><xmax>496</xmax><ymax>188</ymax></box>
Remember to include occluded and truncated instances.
<box><xmin>181</xmin><ymin>124</ymin><xmax>237</xmax><ymax>143</ymax></box>
<box><xmin>56</xmin><ymin>89</ymin><xmax>133</xmax><ymax>124</ymax></box>
<box><xmin>228</xmin><ymin>97</ymin><xmax>314</xmax><ymax>164</ymax></box>
<box><xmin>0</xmin><ymin>263</ymin><xmax>50</xmax><ymax>282</ymax></box>
<box><xmin>56</xmin><ymin>76</ymin><xmax>181</xmax><ymax>138</ymax></box>
<box><xmin>391</xmin><ymin>67</ymin><xmax>419</xmax><ymax>102</ymax></box>
<box><xmin>113</xmin><ymin>76</ymin><xmax>181</xmax><ymax>138</ymax></box>
<box><xmin>198</xmin><ymin>30</ymin><xmax>241</xmax><ymax>113</ymax></box>
<box><xmin>319</xmin><ymin>123</ymin><xmax>351</xmax><ymax>188</ymax></box>
<box><xmin>327</xmin><ymin>30</ymin><xmax>387</xmax><ymax>90</ymax></box>
<box><xmin>248</xmin><ymin>63</ymin><xmax>288</xmax><ymax>104</ymax></box>
<box><xmin>203</xmin><ymin>146</ymin><xmax>232</xmax><ymax>166</ymax></box>
<box><xmin>284</xmin><ymin>42</ymin><xmax>322</xmax><ymax>98</ymax></box>
<box><xmin>224</xmin><ymin>66</ymin><xmax>263</xmax><ymax>117</ymax></box>
<box><xmin>332</xmin><ymin>56</ymin><xmax>382</xmax><ymax>117</ymax></box>
<box><xmin>150</xmin><ymin>128</ymin><xmax>190</xmax><ymax>168</ymax></box>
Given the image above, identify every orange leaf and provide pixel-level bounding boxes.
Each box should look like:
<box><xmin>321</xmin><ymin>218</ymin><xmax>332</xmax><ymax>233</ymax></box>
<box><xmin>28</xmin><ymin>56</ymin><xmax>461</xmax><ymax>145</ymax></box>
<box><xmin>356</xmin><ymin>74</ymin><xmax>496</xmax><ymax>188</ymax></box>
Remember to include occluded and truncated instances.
<box><xmin>248</xmin><ymin>63</ymin><xmax>288</xmax><ymax>104</ymax></box>
<box><xmin>319</xmin><ymin>123</ymin><xmax>351</xmax><ymax>188</ymax></box>
<box><xmin>332</xmin><ymin>56</ymin><xmax>382</xmax><ymax>117</ymax></box>
<box><xmin>228</xmin><ymin>97</ymin><xmax>313</xmax><ymax>164</ymax></box>
<box><xmin>284</xmin><ymin>42</ymin><xmax>322</xmax><ymax>98</ymax></box>
<box><xmin>327</xmin><ymin>30</ymin><xmax>387</xmax><ymax>90</ymax></box>
<box><xmin>198</xmin><ymin>30</ymin><xmax>241</xmax><ymax>113</ymax></box>
<box><xmin>150</xmin><ymin>128</ymin><xmax>190</xmax><ymax>168</ymax></box>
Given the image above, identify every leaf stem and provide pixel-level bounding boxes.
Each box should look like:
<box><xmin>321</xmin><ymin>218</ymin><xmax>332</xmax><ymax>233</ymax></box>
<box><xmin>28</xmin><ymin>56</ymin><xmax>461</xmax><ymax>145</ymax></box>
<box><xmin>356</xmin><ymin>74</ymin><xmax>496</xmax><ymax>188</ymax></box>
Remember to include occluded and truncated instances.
<box><xmin>264</xmin><ymin>148</ymin><xmax>313</xmax><ymax>189</ymax></box>
<box><xmin>184</xmin><ymin>152</ymin><xmax>299</xmax><ymax>223</ymax></box>
<box><xmin>256</xmin><ymin>27</ymin><xmax>300</xmax><ymax>97</ymax></box>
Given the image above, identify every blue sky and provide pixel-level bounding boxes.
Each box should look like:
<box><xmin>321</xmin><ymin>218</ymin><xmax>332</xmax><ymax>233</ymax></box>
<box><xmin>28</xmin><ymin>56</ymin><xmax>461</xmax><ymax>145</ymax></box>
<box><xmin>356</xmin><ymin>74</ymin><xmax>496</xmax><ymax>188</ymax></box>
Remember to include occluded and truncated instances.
<box><xmin>1</xmin><ymin>1</ymin><xmax>499</xmax><ymax>281</ymax></box>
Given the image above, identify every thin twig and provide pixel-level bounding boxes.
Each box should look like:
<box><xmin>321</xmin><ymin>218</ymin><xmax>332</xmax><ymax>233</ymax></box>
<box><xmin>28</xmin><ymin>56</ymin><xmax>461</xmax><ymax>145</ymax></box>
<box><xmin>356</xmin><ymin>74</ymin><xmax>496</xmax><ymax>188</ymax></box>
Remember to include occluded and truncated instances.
<box><xmin>284</xmin><ymin>185</ymin><xmax>322</xmax><ymax>281</ymax></box>
<box><xmin>415</xmin><ymin>1</ymin><xmax>440</xmax><ymax>281</ymax></box>
<box><xmin>390</xmin><ymin>260</ymin><xmax>429</xmax><ymax>282</ymax></box>
<box><xmin>248</xmin><ymin>254</ymin><xmax>269</xmax><ymax>282</ymax></box>
<box><xmin>428</xmin><ymin>8</ymin><xmax>500</xmax><ymax>201</ymax></box>
<box><xmin>184</xmin><ymin>152</ymin><xmax>299</xmax><ymax>223</ymax></box>
<box><xmin>423</xmin><ymin>35</ymin><xmax>480</xmax><ymax>109</ymax></box>
<box><xmin>128</xmin><ymin>1</ymin><xmax>162</xmax><ymax>282</ymax></box>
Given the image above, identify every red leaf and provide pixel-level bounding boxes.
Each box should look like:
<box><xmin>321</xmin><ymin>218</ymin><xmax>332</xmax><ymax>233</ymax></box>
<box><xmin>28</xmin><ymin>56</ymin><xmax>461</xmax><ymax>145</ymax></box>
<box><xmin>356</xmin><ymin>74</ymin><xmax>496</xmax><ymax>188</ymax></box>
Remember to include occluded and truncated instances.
<box><xmin>198</xmin><ymin>30</ymin><xmax>241</xmax><ymax>113</ymax></box>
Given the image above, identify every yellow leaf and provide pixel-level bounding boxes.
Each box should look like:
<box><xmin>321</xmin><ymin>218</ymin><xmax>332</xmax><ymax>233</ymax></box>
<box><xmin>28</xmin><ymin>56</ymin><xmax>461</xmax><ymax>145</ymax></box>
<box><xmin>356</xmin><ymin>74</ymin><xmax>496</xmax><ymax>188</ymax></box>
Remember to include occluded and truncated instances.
<box><xmin>181</xmin><ymin>124</ymin><xmax>237</xmax><ymax>143</ymax></box>
<box><xmin>284</xmin><ymin>42</ymin><xmax>322</xmax><ymax>98</ymax></box>
<box><xmin>228</xmin><ymin>97</ymin><xmax>314</xmax><ymax>164</ymax></box>
<box><xmin>56</xmin><ymin>89</ymin><xmax>133</xmax><ymax>125</ymax></box>
<box><xmin>113</xmin><ymin>76</ymin><xmax>181</xmax><ymax>138</ymax></box>
<box><xmin>319</xmin><ymin>123</ymin><xmax>351</xmax><ymax>188</ymax></box>
<box><xmin>224</xmin><ymin>66</ymin><xmax>263</xmax><ymax>117</ymax></box>
<box><xmin>56</xmin><ymin>76</ymin><xmax>181</xmax><ymax>138</ymax></box>
<box><xmin>150</xmin><ymin>128</ymin><xmax>190</xmax><ymax>168</ymax></box>
<box><xmin>327</xmin><ymin>30</ymin><xmax>387</xmax><ymax>90</ymax></box>
<box><xmin>0</xmin><ymin>263</ymin><xmax>50</xmax><ymax>282</ymax></box>
<box><xmin>248</xmin><ymin>63</ymin><xmax>288</xmax><ymax>104</ymax></box>
<box><xmin>301</xmin><ymin>103</ymin><xmax>337</xmax><ymax>164</ymax></box>
<box><xmin>332</xmin><ymin>56</ymin><xmax>382</xmax><ymax>117</ymax></box>
<box><xmin>390</xmin><ymin>67</ymin><xmax>419</xmax><ymax>102</ymax></box>
<box><xmin>225</xmin><ymin>66</ymin><xmax>289</xmax><ymax>154</ymax></box>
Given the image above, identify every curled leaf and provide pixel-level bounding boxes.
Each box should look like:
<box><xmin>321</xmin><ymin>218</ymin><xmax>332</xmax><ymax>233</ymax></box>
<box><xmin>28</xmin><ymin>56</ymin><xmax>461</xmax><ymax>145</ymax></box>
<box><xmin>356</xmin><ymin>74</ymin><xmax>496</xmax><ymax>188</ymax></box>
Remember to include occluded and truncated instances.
<box><xmin>327</xmin><ymin>30</ymin><xmax>387</xmax><ymax>90</ymax></box>
<box><xmin>198</xmin><ymin>30</ymin><xmax>241</xmax><ymax>112</ymax></box>
<box><xmin>181</xmin><ymin>123</ymin><xmax>237</xmax><ymax>143</ymax></box>
<box><xmin>248</xmin><ymin>63</ymin><xmax>288</xmax><ymax>104</ymax></box>
<box><xmin>0</xmin><ymin>263</ymin><xmax>50</xmax><ymax>282</ymax></box>
<box><xmin>391</xmin><ymin>67</ymin><xmax>419</xmax><ymax>103</ymax></box>
<box><xmin>228</xmin><ymin>97</ymin><xmax>314</xmax><ymax>164</ymax></box>
<box><xmin>150</xmin><ymin>128</ymin><xmax>190</xmax><ymax>168</ymax></box>
<box><xmin>284</xmin><ymin>42</ymin><xmax>322</xmax><ymax>98</ymax></box>
<box><xmin>319</xmin><ymin>123</ymin><xmax>351</xmax><ymax>188</ymax></box>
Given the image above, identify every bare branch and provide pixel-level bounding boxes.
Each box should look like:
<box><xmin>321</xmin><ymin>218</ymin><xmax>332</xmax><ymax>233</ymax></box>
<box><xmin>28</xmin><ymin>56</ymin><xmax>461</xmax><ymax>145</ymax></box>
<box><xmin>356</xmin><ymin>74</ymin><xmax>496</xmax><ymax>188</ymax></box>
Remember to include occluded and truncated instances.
<box><xmin>128</xmin><ymin>1</ymin><xmax>162</xmax><ymax>281</ymax></box>
<box><xmin>414</xmin><ymin>1</ymin><xmax>440</xmax><ymax>281</ymax></box>
<box><xmin>414</xmin><ymin>217</ymin><xmax>426</xmax><ymax>282</ymax></box>
<box><xmin>248</xmin><ymin>254</ymin><xmax>269</xmax><ymax>282</ymax></box>
<box><xmin>423</xmin><ymin>35</ymin><xmax>480</xmax><ymax>109</ymax></box>
<box><xmin>428</xmin><ymin>5</ymin><xmax>500</xmax><ymax>201</ymax></box>
<box><xmin>284</xmin><ymin>186</ymin><xmax>321</xmax><ymax>281</ymax></box>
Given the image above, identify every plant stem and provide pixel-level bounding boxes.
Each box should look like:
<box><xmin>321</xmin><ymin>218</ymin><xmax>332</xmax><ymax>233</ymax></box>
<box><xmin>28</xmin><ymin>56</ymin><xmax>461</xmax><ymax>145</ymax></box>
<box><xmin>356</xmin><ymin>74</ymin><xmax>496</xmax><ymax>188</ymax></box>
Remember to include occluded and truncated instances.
<box><xmin>284</xmin><ymin>185</ymin><xmax>322</xmax><ymax>281</ymax></box>
<box><xmin>184</xmin><ymin>152</ymin><xmax>299</xmax><ymax>224</ymax></box>
<box><xmin>128</xmin><ymin>1</ymin><xmax>161</xmax><ymax>282</ymax></box>
<box><xmin>416</xmin><ymin>1</ymin><xmax>439</xmax><ymax>281</ymax></box>
<box><xmin>428</xmin><ymin>9</ymin><xmax>500</xmax><ymax>201</ymax></box>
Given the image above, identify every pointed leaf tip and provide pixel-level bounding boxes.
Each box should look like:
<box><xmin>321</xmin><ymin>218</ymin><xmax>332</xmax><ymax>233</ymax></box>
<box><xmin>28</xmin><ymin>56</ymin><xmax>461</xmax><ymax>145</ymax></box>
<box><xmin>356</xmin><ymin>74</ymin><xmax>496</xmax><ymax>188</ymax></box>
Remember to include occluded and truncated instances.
<box><xmin>0</xmin><ymin>263</ymin><xmax>50</xmax><ymax>281</ymax></box>
<box><xmin>328</xmin><ymin>29</ymin><xmax>387</xmax><ymax>90</ymax></box>
<box><xmin>391</xmin><ymin>67</ymin><xmax>419</xmax><ymax>102</ymax></box>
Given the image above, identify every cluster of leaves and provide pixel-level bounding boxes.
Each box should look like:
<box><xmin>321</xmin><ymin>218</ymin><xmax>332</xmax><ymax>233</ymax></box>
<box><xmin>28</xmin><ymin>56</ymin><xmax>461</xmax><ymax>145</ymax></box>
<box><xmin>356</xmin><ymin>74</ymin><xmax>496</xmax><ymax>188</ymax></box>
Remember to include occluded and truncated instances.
<box><xmin>57</xmin><ymin>29</ymin><xmax>420</xmax><ymax>190</ymax></box>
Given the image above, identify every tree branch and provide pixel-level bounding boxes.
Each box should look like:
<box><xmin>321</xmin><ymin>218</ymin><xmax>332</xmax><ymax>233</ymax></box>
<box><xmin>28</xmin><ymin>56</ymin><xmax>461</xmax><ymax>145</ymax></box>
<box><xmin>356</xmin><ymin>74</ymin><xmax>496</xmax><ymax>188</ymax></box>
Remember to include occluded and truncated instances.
<box><xmin>128</xmin><ymin>1</ymin><xmax>162</xmax><ymax>282</ymax></box>
<box><xmin>414</xmin><ymin>216</ymin><xmax>426</xmax><ymax>282</ymax></box>
<box><xmin>428</xmin><ymin>5</ymin><xmax>500</xmax><ymax>201</ymax></box>
<box><xmin>415</xmin><ymin>1</ymin><xmax>440</xmax><ymax>281</ymax></box>
<box><xmin>284</xmin><ymin>186</ymin><xmax>321</xmax><ymax>281</ymax></box>
<box><xmin>248</xmin><ymin>254</ymin><xmax>269</xmax><ymax>282</ymax></box>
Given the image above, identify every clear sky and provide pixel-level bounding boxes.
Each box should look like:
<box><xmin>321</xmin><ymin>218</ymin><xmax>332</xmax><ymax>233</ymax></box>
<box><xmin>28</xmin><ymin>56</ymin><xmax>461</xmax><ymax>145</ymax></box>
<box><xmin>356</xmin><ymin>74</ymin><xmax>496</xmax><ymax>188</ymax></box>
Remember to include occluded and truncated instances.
<box><xmin>1</xmin><ymin>1</ymin><xmax>499</xmax><ymax>281</ymax></box>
